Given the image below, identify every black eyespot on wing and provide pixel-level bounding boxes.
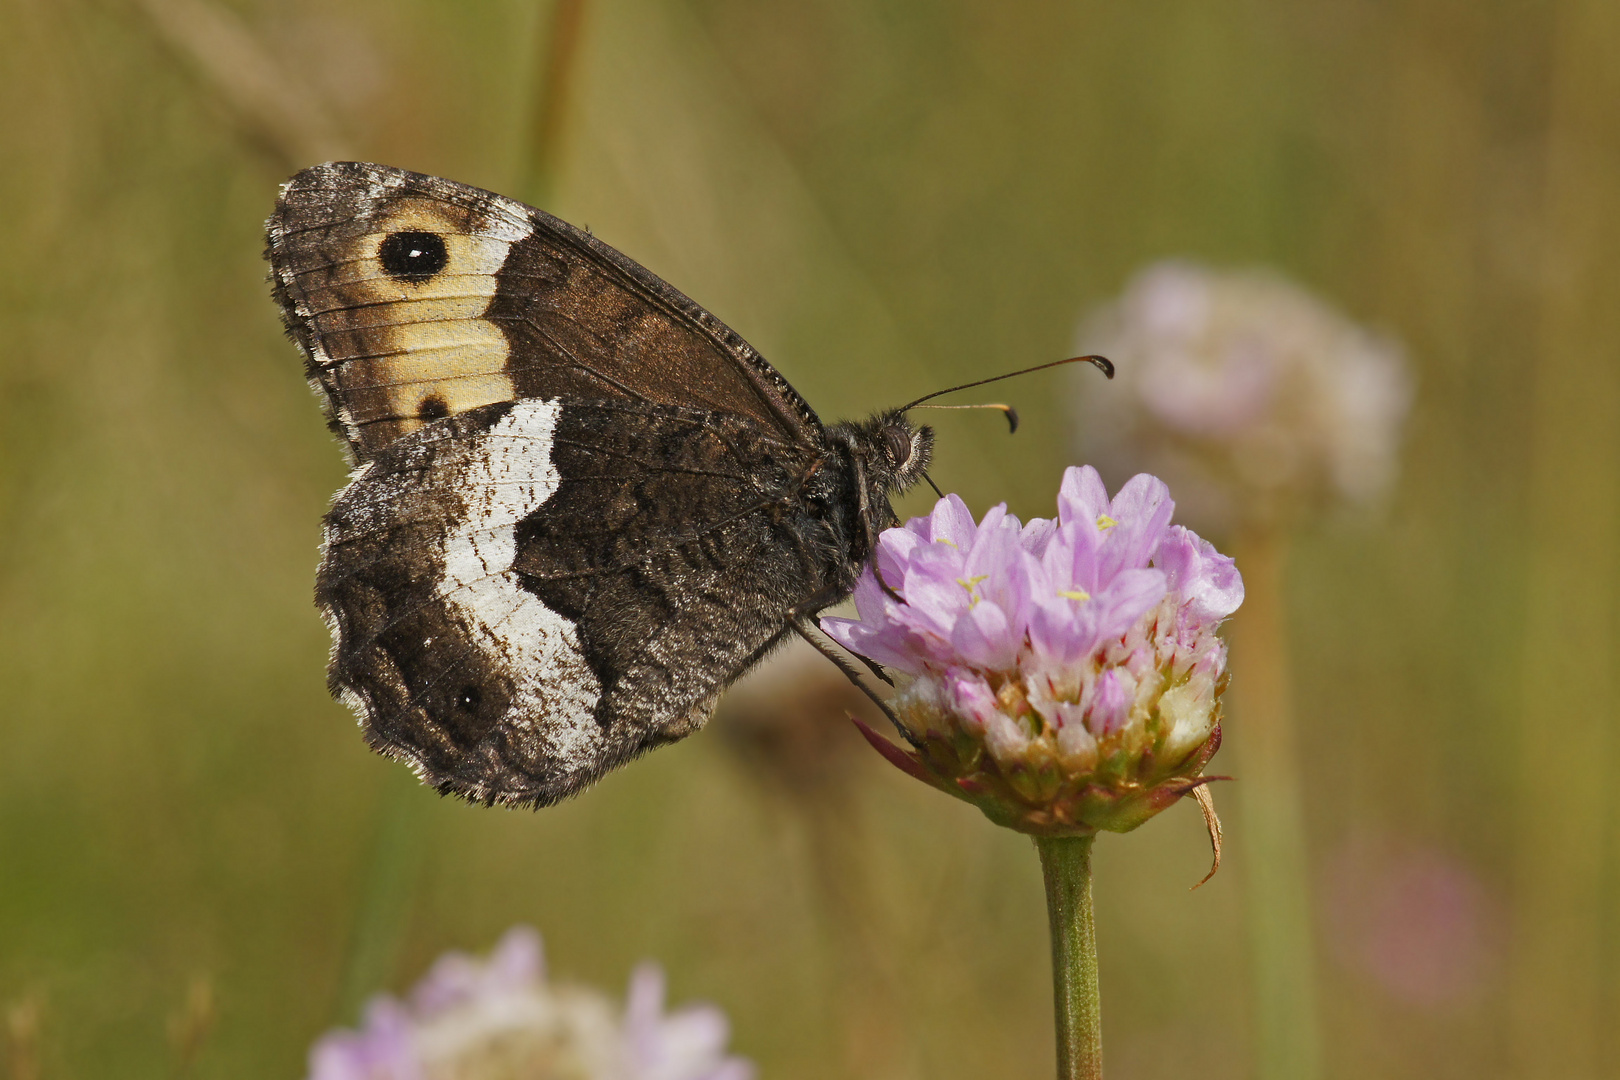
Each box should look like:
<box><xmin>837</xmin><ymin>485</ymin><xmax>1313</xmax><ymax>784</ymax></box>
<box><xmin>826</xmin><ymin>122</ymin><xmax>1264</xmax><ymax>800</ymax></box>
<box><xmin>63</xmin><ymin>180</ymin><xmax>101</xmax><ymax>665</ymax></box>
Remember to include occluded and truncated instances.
<box><xmin>418</xmin><ymin>395</ymin><xmax>449</xmax><ymax>421</ymax></box>
<box><xmin>378</xmin><ymin>231</ymin><xmax>449</xmax><ymax>283</ymax></box>
<box><xmin>455</xmin><ymin>685</ymin><xmax>482</xmax><ymax>713</ymax></box>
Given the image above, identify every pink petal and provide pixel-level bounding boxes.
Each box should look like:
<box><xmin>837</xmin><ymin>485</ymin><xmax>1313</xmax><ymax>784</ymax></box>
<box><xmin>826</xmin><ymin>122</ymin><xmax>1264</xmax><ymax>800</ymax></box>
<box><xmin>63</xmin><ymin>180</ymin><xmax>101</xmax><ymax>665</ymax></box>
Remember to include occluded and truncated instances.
<box><xmin>1059</xmin><ymin>465</ymin><xmax>1111</xmax><ymax>527</ymax></box>
<box><xmin>1153</xmin><ymin>525</ymin><xmax>1244</xmax><ymax>623</ymax></box>
<box><xmin>1090</xmin><ymin>568</ymin><xmax>1168</xmax><ymax>641</ymax></box>
<box><xmin>1085</xmin><ymin>668</ymin><xmax>1134</xmax><ymax>736</ymax></box>
<box><xmin>1020</xmin><ymin>516</ymin><xmax>1058</xmax><ymax>557</ymax></box>
<box><xmin>1099</xmin><ymin>473</ymin><xmax>1175</xmax><ymax>578</ymax></box>
<box><xmin>1028</xmin><ymin>596</ymin><xmax>1102</xmax><ymax>668</ymax></box>
<box><xmin>925</xmin><ymin>493</ymin><xmax>979</xmax><ymax>547</ymax></box>
<box><xmin>820</xmin><ymin>616</ymin><xmax>922</xmax><ymax>674</ymax></box>
<box><xmin>951</xmin><ymin>600</ymin><xmax>1019</xmax><ymax>670</ymax></box>
<box><xmin>1042</xmin><ymin>518</ymin><xmax>1105</xmax><ymax>597</ymax></box>
<box><xmin>946</xmin><ymin>671</ymin><xmax>1000</xmax><ymax>734</ymax></box>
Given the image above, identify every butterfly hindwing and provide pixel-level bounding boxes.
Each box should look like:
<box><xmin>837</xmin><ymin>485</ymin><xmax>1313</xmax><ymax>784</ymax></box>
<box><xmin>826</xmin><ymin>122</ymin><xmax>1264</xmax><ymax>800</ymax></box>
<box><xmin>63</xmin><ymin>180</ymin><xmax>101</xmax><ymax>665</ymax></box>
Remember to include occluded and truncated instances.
<box><xmin>318</xmin><ymin>398</ymin><xmax>825</xmax><ymax>806</ymax></box>
<box><xmin>316</xmin><ymin>403</ymin><xmax>603</xmax><ymax>804</ymax></box>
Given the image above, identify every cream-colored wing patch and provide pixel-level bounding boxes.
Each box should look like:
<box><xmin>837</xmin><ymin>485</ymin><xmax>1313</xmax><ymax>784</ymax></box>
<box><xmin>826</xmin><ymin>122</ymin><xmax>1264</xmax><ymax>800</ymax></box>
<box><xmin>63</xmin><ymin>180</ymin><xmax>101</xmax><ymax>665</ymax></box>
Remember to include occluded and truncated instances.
<box><xmin>276</xmin><ymin>182</ymin><xmax>531</xmax><ymax>457</ymax></box>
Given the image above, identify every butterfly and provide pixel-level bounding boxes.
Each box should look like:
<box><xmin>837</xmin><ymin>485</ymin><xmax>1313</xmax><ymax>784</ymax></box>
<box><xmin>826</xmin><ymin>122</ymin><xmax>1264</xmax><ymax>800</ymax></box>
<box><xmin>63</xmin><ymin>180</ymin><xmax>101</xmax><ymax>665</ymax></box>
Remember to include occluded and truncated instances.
<box><xmin>265</xmin><ymin>162</ymin><xmax>935</xmax><ymax>807</ymax></box>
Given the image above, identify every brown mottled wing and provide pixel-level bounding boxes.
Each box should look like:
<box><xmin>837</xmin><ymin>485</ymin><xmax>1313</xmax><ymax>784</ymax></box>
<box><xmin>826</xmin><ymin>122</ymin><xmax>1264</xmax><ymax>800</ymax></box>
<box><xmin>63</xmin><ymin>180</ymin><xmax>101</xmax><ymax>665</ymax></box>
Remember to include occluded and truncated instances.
<box><xmin>265</xmin><ymin>161</ymin><xmax>823</xmax><ymax>460</ymax></box>
<box><xmin>266</xmin><ymin>163</ymin><xmax>849</xmax><ymax>808</ymax></box>
<box><xmin>316</xmin><ymin>398</ymin><xmax>829</xmax><ymax>808</ymax></box>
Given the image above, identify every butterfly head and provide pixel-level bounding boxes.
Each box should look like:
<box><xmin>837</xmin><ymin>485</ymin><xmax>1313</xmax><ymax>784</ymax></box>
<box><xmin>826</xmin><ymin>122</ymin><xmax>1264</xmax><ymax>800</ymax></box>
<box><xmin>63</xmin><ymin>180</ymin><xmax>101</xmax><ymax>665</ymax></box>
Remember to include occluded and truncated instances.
<box><xmin>845</xmin><ymin>411</ymin><xmax>935</xmax><ymax>505</ymax></box>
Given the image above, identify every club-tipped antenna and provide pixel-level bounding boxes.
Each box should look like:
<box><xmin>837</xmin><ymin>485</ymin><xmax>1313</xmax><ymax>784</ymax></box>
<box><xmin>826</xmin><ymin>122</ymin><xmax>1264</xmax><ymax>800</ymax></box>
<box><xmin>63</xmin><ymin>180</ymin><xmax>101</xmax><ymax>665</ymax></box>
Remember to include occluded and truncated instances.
<box><xmin>899</xmin><ymin>354</ymin><xmax>1114</xmax><ymax>414</ymax></box>
<box><xmin>909</xmin><ymin>402</ymin><xmax>1019</xmax><ymax>433</ymax></box>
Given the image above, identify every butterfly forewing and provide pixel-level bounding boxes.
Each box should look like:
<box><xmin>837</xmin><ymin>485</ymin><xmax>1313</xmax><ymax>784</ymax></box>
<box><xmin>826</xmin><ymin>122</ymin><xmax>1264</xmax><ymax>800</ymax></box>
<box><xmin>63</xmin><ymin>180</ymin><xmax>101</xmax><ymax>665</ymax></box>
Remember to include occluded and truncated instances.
<box><xmin>267</xmin><ymin>162</ymin><xmax>822</xmax><ymax>460</ymax></box>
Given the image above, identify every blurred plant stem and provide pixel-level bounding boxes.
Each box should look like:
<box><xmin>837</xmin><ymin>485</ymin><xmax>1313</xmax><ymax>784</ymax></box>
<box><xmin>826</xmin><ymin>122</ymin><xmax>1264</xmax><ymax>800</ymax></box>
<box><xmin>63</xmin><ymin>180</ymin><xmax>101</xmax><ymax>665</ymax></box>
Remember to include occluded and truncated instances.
<box><xmin>133</xmin><ymin>0</ymin><xmax>351</xmax><ymax>171</ymax></box>
<box><xmin>335</xmin><ymin>767</ymin><xmax>429</xmax><ymax>1022</ymax></box>
<box><xmin>1227</xmin><ymin>527</ymin><xmax>1322</xmax><ymax>1080</ymax></box>
<box><xmin>1509</xmin><ymin>1</ymin><xmax>1620</xmax><ymax>1075</ymax></box>
<box><xmin>4</xmin><ymin>997</ymin><xmax>41</xmax><ymax>1080</ymax></box>
<box><xmin>1035</xmin><ymin>835</ymin><xmax>1101</xmax><ymax>1080</ymax></box>
<box><xmin>165</xmin><ymin>974</ymin><xmax>214</xmax><ymax>1079</ymax></box>
<box><xmin>801</xmin><ymin>795</ymin><xmax>911</xmax><ymax>1079</ymax></box>
<box><xmin>517</xmin><ymin>0</ymin><xmax>590</xmax><ymax>208</ymax></box>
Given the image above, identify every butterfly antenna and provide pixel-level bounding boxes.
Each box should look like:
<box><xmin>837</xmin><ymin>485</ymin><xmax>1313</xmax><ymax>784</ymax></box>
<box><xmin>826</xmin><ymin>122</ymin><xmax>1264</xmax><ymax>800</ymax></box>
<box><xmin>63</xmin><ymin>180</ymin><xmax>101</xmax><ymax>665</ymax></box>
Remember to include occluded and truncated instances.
<box><xmin>909</xmin><ymin>402</ymin><xmax>1019</xmax><ymax>433</ymax></box>
<box><xmin>899</xmin><ymin>354</ymin><xmax>1114</xmax><ymax>414</ymax></box>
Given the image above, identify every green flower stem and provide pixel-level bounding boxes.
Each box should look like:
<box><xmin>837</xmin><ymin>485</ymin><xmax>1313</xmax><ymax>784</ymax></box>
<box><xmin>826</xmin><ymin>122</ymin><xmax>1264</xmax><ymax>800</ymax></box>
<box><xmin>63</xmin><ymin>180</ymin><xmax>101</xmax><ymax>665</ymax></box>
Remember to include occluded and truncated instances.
<box><xmin>1036</xmin><ymin>834</ymin><xmax>1102</xmax><ymax>1080</ymax></box>
<box><xmin>335</xmin><ymin>767</ymin><xmax>427</xmax><ymax>1022</ymax></box>
<box><xmin>1229</xmin><ymin>528</ymin><xmax>1321</xmax><ymax>1080</ymax></box>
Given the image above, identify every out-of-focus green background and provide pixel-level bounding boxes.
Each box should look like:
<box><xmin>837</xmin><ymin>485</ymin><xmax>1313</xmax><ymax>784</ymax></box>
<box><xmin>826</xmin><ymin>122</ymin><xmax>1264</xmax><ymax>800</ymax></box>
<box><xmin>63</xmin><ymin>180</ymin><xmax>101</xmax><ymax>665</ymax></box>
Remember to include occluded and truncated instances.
<box><xmin>3</xmin><ymin>1</ymin><xmax>1617</xmax><ymax>1077</ymax></box>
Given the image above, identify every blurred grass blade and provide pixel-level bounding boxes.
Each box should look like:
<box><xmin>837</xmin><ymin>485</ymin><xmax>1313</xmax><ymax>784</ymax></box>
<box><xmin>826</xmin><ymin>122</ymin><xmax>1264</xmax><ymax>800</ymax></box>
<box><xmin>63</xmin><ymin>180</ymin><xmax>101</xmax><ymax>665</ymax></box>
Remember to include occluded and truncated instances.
<box><xmin>1509</xmin><ymin>1</ymin><xmax>1620</xmax><ymax>1074</ymax></box>
<box><xmin>166</xmin><ymin>974</ymin><xmax>215</xmax><ymax>1079</ymax></box>
<box><xmin>5</xmin><ymin>997</ymin><xmax>42</xmax><ymax>1080</ymax></box>
<box><xmin>517</xmin><ymin>0</ymin><xmax>590</xmax><ymax>207</ymax></box>
<box><xmin>1228</xmin><ymin>528</ymin><xmax>1322</xmax><ymax>1080</ymax></box>
<box><xmin>335</xmin><ymin>768</ymin><xmax>429</xmax><ymax>1023</ymax></box>
<box><xmin>134</xmin><ymin>0</ymin><xmax>352</xmax><ymax>169</ymax></box>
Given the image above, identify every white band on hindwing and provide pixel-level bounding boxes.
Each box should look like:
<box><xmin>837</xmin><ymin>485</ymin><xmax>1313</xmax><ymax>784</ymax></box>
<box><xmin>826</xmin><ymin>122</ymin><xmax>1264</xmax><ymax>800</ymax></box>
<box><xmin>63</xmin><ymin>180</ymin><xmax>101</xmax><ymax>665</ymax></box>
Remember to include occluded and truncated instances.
<box><xmin>439</xmin><ymin>399</ymin><xmax>603</xmax><ymax>775</ymax></box>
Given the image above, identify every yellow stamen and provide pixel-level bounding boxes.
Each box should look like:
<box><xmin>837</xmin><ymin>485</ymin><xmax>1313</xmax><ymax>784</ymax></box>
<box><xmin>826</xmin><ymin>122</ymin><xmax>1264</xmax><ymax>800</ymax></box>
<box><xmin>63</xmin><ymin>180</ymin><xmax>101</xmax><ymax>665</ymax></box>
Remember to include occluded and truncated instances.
<box><xmin>1058</xmin><ymin>589</ymin><xmax>1091</xmax><ymax>602</ymax></box>
<box><xmin>1096</xmin><ymin>514</ymin><xmax>1118</xmax><ymax>530</ymax></box>
<box><xmin>957</xmin><ymin>574</ymin><xmax>988</xmax><ymax>609</ymax></box>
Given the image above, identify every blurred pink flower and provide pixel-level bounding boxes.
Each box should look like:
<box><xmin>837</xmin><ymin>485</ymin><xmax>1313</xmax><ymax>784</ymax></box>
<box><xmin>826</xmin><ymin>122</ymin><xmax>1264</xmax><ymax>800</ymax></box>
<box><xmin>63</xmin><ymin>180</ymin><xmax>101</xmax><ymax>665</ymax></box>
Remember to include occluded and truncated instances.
<box><xmin>1074</xmin><ymin>261</ymin><xmax>1412</xmax><ymax>530</ymax></box>
<box><xmin>308</xmin><ymin>927</ymin><xmax>753</xmax><ymax>1080</ymax></box>
<box><xmin>1323</xmin><ymin>836</ymin><xmax>1500</xmax><ymax>1009</ymax></box>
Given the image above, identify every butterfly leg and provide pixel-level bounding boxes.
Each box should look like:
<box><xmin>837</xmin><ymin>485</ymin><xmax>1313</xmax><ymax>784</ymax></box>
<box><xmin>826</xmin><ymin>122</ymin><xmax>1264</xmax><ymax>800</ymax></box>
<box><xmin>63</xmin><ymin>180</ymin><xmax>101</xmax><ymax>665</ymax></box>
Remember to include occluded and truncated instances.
<box><xmin>848</xmin><ymin>451</ymin><xmax>907</xmax><ymax>606</ymax></box>
<box><xmin>787</xmin><ymin>582</ymin><xmax>893</xmax><ymax>687</ymax></box>
<box><xmin>787</xmin><ymin>619</ymin><xmax>919</xmax><ymax>748</ymax></box>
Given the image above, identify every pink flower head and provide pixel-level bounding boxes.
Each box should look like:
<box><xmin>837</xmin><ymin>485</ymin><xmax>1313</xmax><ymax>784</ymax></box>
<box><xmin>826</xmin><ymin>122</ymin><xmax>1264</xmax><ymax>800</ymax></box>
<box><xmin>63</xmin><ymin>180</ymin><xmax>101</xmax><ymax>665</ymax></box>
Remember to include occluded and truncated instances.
<box><xmin>306</xmin><ymin>926</ymin><xmax>753</xmax><ymax>1080</ymax></box>
<box><xmin>822</xmin><ymin>467</ymin><xmax>1242</xmax><ymax>837</ymax></box>
<box><xmin>1074</xmin><ymin>260</ymin><xmax>1413</xmax><ymax>530</ymax></box>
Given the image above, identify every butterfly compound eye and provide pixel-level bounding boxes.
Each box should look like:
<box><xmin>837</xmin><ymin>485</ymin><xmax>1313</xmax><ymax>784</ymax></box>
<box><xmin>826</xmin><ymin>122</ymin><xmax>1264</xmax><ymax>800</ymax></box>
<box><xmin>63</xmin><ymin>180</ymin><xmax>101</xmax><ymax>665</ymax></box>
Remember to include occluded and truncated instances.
<box><xmin>884</xmin><ymin>425</ymin><xmax>913</xmax><ymax>468</ymax></box>
<box><xmin>378</xmin><ymin>231</ymin><xmax>449</xmax><ymax>284</ymax></box>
